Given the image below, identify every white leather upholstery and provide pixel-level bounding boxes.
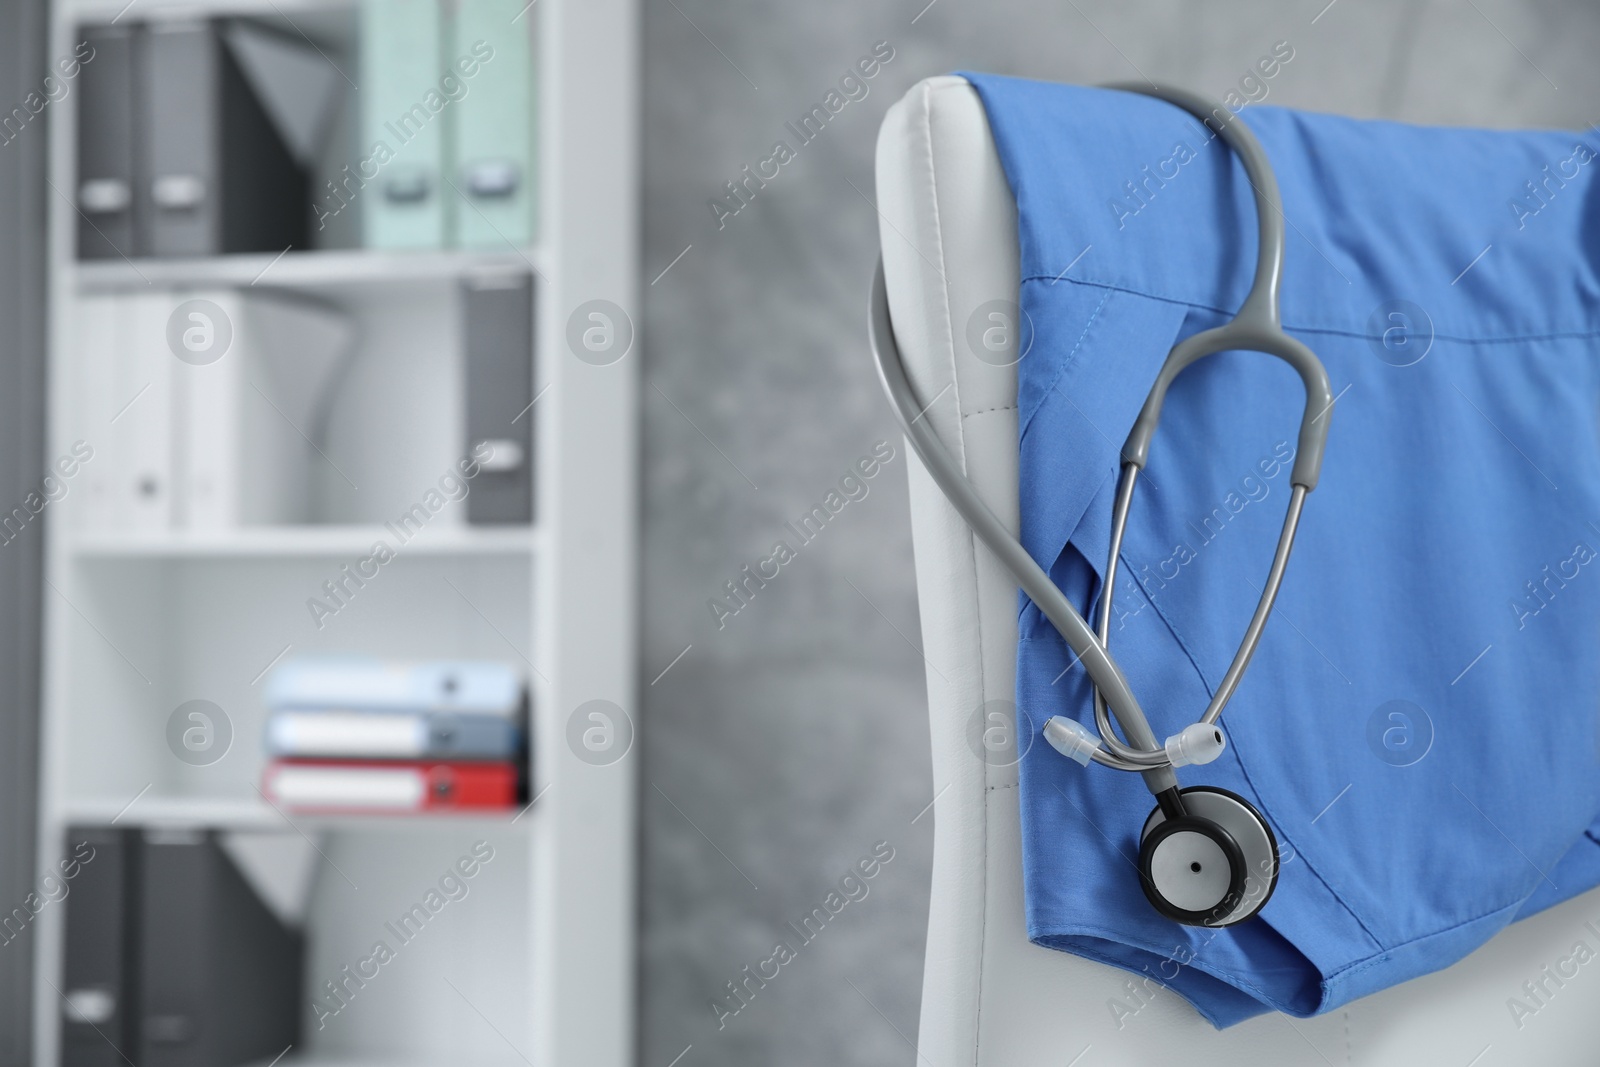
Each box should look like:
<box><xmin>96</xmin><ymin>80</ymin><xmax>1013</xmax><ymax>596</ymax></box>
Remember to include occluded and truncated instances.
<box><xmin>878</xmin><ymin>75</ymin><xmax>1600</xmax><ymax>1066</ymax></box>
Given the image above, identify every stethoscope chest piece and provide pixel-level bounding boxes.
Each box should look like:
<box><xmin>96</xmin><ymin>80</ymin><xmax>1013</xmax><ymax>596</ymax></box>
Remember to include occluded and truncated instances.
<box><xmin>1139</xmin><ymin>787</ymin><xmax>1280</xmax><ymax>927</ymax></box>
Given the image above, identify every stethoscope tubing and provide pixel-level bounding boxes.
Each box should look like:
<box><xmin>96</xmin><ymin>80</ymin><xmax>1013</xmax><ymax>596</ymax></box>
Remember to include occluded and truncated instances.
<box><xmin>869</xmin><ymin>264</ymin><xmax>1181</xmax><ymax>795</ymax></box>
<box><xmin>867</xmin><ymin>82</ymin><xmax>1334</xmax><ymax>798</ymax></box>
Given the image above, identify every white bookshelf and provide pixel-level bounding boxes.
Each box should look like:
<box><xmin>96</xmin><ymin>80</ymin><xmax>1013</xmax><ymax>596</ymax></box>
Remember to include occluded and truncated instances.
<box><xmin>35</xmin><ymin>1</ymin><xmax>638</xmax><ymax>1066</ymax></box>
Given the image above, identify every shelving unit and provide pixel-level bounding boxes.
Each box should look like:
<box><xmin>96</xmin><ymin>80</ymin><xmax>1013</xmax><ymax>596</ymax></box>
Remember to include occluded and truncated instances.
<box><xmin>35</xmin><ymin>1</ymin><xmax>638</xmax><ymax>1066</ymax></box>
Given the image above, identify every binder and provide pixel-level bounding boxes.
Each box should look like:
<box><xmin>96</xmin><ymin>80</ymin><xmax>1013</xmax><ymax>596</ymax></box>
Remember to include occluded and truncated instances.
<box><xmin>463</xmin><ymin>272</ymin><xmax>533</xmax><ymax>523</ymax></box>
<box><xmin>171</xmin><ymin>290</ymin><xmax>245</xmax><ymax>528</ymax></box>
<box><xmin>81</xmin><ymin>293</ymin><xmax>175</xmax><ymax>531</ymax></box>
<box><xmin>136</xmin><ymin>20</ymin><xmax>217</xmax><ymax>256</ymax></box>
<box><xmin>136</xmin><ymin>829</ymin><xmax>301</xmax><ymax>1067</ymax></box>
<box><xmin>60</xmin><ymin>829</ymin><xmax>135</xmax><ymax>1067</ymax></box>
<box><xmin>60</xmin><ymin>829</ymin><xmax>302</xmax><ymax>1067</ymax></box>
<box><xmin>266</xmin><ymin>659</ymin><xmax>523</xmax><ymax>714</ymax></box>
<box><xmin>135</xmin><ymin>19</ymin><xmax>307</xmax><ymax>257</ymax></box>
<box><xmin>80</xmin><ymin>287</ymin><xmax>352</xmax><ymax>531</ymax></box>
<box><xmin>263</xmin><ymin>759</ymin><xmax>519</xmax><ymax>811</ymax></box>
<box><xmin>361</xmin><ymin>0</ymin><xmax>446</xmax><ymax>248</ymax></box>
<box><xmin>218</xmin><ymin>21</ymin><xmax>342</xmax><ymax>171</ymax></box>
<box><xmin>450</xmin><ymin>0</ymin><xmax>534</xmax><ymax>248</ymax></box>
<box><xmin>74</xmin><ymin>293</ymin><xmax>126</xmax><ymax>529</ymax></box>
<box><xmin>266</xmin><ymin>708</ymin><xmax>522</xmax><ymax>760</ymax></box>
<box><xmin>75</xmin><ymin>25</ymin><xmax>137</xmax><ymax>260</ymax></box>
<box><xmin>127</xmin><ymin>294</ymin><xmax>177</xmax><ymax>529</ymax></box>
<box><xmin>214</xmin><ymin>22</ymin><xmax>310</xmax><ymax>253</ymax></box>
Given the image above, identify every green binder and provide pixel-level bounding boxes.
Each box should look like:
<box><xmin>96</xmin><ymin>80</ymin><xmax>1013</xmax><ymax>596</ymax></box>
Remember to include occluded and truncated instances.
<box><xmin>450</xmin><ymin>0</ymin><xmax>535</xmax><ymax>249</ymax></box>
<box><xmin>361</xmin><ymin>0</ymin><xmax>446</xmax><ymax>249</ymax></box>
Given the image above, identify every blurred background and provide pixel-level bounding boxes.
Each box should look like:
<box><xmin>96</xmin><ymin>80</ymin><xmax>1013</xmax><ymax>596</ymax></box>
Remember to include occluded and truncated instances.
<box><xmin>0</xmin><ymin>1</ymin><xmax>1598</xmax><ymax>1066</ymax></box>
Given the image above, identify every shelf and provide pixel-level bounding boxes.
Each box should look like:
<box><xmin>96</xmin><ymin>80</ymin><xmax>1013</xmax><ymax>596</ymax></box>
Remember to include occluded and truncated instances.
<box><xmin>62</xmin><ymin>795</ymin><xmax>533</xmax><ymax>832</ymax></box>
<box><xmin>62</xmin><ymin>0</ymin><xmax>362</xmax><ymax>21</ymax></box>
<box><xmin>68</xmin><ymin>524</ymin><xmax>540</xmax><ymax>559</ymax></box>
<box><xmin>254</xmin><ymin>1056</ymin><xmax>532</xmax><ymax>1067</ymax></box>
<box><xmin>73</xmin><ymin>246</ymin><xmax>550</xmax><ymax>295</ymax></box>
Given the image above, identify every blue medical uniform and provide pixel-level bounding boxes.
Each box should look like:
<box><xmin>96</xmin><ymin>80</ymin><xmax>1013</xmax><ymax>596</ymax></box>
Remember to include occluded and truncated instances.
<box><xmin>961</xmin><ymin>71</ymin><xmax>1600</xmax><ymax>1026</ymax></box>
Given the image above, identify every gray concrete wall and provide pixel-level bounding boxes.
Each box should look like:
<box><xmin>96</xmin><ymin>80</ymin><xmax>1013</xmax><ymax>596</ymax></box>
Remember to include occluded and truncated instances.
<box><xmin>638</xmin><ymin>2</ymin><xmax>1600</xmax><ymax>1064</ymax></box>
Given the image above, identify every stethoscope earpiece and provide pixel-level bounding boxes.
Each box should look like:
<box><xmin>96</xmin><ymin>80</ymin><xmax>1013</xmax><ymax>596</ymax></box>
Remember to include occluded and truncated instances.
<box><xmin>869</xmin><ymin>82</ymin><xmax>1324</xmax><ymax>928</ymax></box>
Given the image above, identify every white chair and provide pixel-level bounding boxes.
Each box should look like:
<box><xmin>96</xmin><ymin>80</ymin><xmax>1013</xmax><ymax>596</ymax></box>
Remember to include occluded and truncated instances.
<box><xmin>876</xmin><ymin>74</ymin><xmax>1600</xmax><ymax>1067</ymax></box>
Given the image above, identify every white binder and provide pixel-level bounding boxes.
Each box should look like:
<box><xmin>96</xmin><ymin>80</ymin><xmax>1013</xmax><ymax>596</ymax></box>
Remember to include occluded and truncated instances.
<box><xmin>77</xmin><ymin>293</ymin><xmax>175</xmax><ymax>531</ymax></box>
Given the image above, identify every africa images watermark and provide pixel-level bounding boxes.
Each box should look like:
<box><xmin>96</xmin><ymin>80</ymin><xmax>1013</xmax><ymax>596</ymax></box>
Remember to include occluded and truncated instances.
<box><xmin>1096</xmin><ymin>439</ymin><xmax>1295</xmax><ymax>635</ymax></box>
<box><xmin>1509</xmin><ymin>536</ymin><xmax>1595</xmax><ymax>631</ymax></box>
<box><xmin>312</xmin><ymin>840</ymin><xmax>497</xmax><ymax>1029</ymax></box>
<box><xmin>1</xmin><ymin>39</ymin><xmax>95</xmax><ymax>147</ymax></box>
<box><xmin>1507</xmin><ymin>917</ymin><xmax>1600</xmax><ymax>1030</ymax></box>
<box><xmin>1509</xmin><ymin>141</ymin><xmax>1595</xmax><ymax>231</ymax></box>
<box><xmin>1107</xmin><ymin>842</ymin><xmax>1296</xmax><ymax>1029</ymax></box>
<box><xmin>709</xmin><ymin>840</ymin><xmax>896</xmax><ymax>1030</ymax></box>
<box><xmin>706</xmin><ymin>440</ymin><xmax>897</xmax><ymax>629</ymax></box>
<box><xmin>306</xmin><ymin>442</ymin><xmax>496</xmax><ymax>629</ymax></box>
<box><xmin>314</xmin><ymin>40</ymin><xmax>497</xmax><ymax>231</ymax></box>
<box><xmin>1</xmin><ymin>441</ymin><xmax>95</xmax><ymax>547</ymax></box>
<box><xmin>708</xmin><ymin>41</ymin><xmax>896</xmax><ymax>230</ymax></box>
<box><xmin>0</xmin><ymin>838</ymin><xmax>96</xmax><ymax>948</ymax></box>
<box><xmin>1109</xmin><ymin>40</ymin><xmax>1295</xmax><ymax>230</ymax></box>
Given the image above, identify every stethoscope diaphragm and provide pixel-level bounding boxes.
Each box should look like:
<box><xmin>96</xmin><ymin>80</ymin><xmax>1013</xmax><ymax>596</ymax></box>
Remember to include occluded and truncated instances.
<box><xmin>1140</xmin><ymin>786</ymin><xmax>1281</xmax><ymax>927</ymax></box>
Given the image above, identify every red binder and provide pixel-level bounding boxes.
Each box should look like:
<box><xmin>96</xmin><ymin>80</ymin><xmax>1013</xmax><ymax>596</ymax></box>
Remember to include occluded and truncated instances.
<box><xmin>262</xmin><ymin>759</ymin><xmax>518</xmax><ymax>812</ymax></box>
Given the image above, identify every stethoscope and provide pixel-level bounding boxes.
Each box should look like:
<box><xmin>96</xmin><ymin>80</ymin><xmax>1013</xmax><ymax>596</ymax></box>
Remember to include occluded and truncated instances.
<box><xmin>869</xmin><ymin>84</ymin><xmax>1334</xmax><ymax>927</ymax></box>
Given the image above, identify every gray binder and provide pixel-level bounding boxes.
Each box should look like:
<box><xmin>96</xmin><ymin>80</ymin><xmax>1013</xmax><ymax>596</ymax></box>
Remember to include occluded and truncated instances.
<box><xmin>135</xmin><ymin>19</ymin><xmax>307</xmax><ymax>257</ymax></box>
<box><xmin>75</xmin><ymin>26</ymin><xmax>137</xmax><ymax>259</ymax></box>
<box><xmin>60</xmin><ymin>828</ymin><xmax>135</xmax><ymax>1067</ymax></box>
<box><xmin>60</xmin><ymin>828</ymin><xmax>302</xmax><ymax>1067</ymax></box>
<box><xmin>136</xmin><ymin>829</ymin><xmax>302</xmax><ymax>1067</ymax></box>
<box><xmin>464</xmin><ymin>272</ymin><xmax>534</xmax><ymax>523</ymax></box>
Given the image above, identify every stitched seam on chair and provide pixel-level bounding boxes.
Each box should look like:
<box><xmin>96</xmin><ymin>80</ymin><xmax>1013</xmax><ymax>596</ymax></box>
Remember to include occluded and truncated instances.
<box><xmin>960</xmin><ymin>404</ymin><xmax>1019</xmax><ymax>417</ymax></box>
<box><xmin>1019</xmin><ymin>273</ymin><xmax>1600</xmax><ymax>345</ymax></box>
<box><xmin>917</xmin><ymin>79</ymin><xmax>987</xmax><ymax>1067</ymax></box>
<box><xmin>1019</xmin><ymin>286</ymin><xmax>1111</xmax><ymax>441</ymax></box>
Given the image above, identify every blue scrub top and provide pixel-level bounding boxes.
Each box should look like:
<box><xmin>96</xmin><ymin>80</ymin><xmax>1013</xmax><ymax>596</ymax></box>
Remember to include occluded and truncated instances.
<box><xmin>961</xmin><ymin>71</ymin><xmax>1600</xmax><ymax>1026</ymax></box>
